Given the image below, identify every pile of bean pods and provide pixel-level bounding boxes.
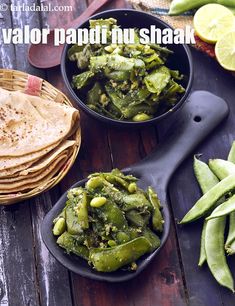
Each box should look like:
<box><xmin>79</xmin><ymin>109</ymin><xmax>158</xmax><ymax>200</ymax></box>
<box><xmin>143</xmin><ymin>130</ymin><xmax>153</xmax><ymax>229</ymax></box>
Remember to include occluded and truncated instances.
<box><xmin>180</xmin><ymin>141</ymin><xmax>235</xmax><ymax>292</ymax></box>
<box><xmin>52</xmin><ymin>169</ymin><xmax>164</xmax><ymax>272</ymax></box>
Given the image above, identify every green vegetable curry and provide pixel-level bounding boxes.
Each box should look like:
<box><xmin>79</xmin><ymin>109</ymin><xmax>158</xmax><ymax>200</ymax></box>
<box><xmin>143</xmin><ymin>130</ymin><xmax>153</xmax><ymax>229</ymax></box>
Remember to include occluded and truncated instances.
<box><xmin>53</xmin><ymin>169</ymin><xmax>164</xmax><ymax>272</ymax></box>
<box><xmin>68</xmin><ymin>18</ymin><xmax>185</xmax><ymax>122</ymax></box>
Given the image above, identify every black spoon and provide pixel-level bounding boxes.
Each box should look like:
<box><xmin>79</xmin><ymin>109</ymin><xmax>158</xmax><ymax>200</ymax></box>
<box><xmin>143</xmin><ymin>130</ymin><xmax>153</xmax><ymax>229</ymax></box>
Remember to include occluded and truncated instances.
<box><xmin>41</xmin><ymin>91</ymin><xmax>229</xmax><ymax>282</ymax></box>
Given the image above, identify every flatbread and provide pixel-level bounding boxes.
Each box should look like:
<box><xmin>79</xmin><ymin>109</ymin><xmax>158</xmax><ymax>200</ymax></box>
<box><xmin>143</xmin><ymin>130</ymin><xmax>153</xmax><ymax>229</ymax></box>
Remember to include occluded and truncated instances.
<box><xmin>0</xmin><ymin>140</ymin><xmax>60</xmax><ymax>171</ymax></box>
<box><xmin>0</xmin><ymin>140</ymin><xmax>75</xmax><ymax>177</ymax></box>
<box><xmin>0</xmin><ymin>152</ymin><xmax>68</xmax><ymax>183</ymax></box>
<box><xmin>0</xmin><ymin>88</ymin><xmax>79</xmax><ymax>157</ymax></box>
<box><xmin>0</xmin><ymin>160</ymin><xmax>35</xmax><ymax>178</ymax></box>
<box><xmin>19</xmin><ymin>140</ymin><xmax>75</xmax><ymax>176</ymax></box>
<box><xmin>0</xmin><ymin>155</ymin><xmax>67</xmax><ymax>192</ymax></box>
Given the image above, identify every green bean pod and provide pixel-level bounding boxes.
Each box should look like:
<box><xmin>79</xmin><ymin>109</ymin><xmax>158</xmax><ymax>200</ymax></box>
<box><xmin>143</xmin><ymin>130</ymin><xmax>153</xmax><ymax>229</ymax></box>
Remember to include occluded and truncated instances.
<box><xmin>147</xmin><ymin>187</ymin><xmax>164</xmax><ymax>232</ymax></box>
<box><xmin>226</xmin><ymin>238</ymin><xmax>235</xmax><ymax>255</ymax></box>
<box><xmin>65</xmin><ymin>205</ymin><xmax>83</xmax><ymax>235</ymax></box>
<box><xmin>228</xmin><ymin>141</ymin><xmax>235</xmax><ymax>163</ymax></box>
<box><xmin>225</xmin><ymin>212</ymin><xmax>235</xmax><ymax>253</ymax></box>
<box><xmin>169</xmin><ymin>0</ymin><xmax>235</xmax><ymax>16</ymax></box>
<box><xmin>89</xmin><ymin>237</ymin><xmax>152</xmax><ymax>272</ymax></box>
<box><xmin>194</xmin><ymin>156</ymin><xmax>219</xmax><ymax>194</ymax></box>
<box><xmin>142</xmin><ymin>228</ymin><xmax>161</xmax><ymax>252</ymax></box>
<box><xmin>205</xmin><ymin>208</ymin><xmax>234</xmax><ymax>292</ymax></box>
<box><xmin>125</xmin><ymin>209</ymin><xmax>150</xmax><ymax>227</ymax></box>
<box><xmin>206</xmin><ymin>194</ymin><xmax>235</xmax><ymax>220</ymax></box>
<box><xmin>209</xmin><ymin>159</ymin><xmax>235</xmax><ymax>180</ymax></box>
<box><xmin>77</xmin><ymin>192</ymin><xmax>89</xmax><ymax>229</ymax></box>
<box><xmin>57</xmin><ymin>232</ymin><xmax>89</xmax><ymax>260</ymax></box>
<box><xmin>227</xmin><ymin>6</ymin><xmax>235</xmax><ymax>15</ymax></box>
<box><xmin>225</xmin><ymin>142</ymin><xmax>235</xmax><ymax>251</ymax></box>
<box><xmin>180</xmin><ymin>174</ymin><xmax>235</xmax><ymax>224</ymax></box>
<box><xmin>193</xmin><ymin>156</ymin><xmax>219</xmax><ymax>266</ymax></box>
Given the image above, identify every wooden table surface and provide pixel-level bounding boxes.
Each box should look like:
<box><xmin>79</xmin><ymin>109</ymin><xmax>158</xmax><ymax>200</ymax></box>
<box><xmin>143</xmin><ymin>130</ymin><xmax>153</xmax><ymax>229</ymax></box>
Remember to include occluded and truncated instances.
<box><xmin>1</xmin><ymin>1</ymin><xmax>235</xmax><ymax>306</ymax></box>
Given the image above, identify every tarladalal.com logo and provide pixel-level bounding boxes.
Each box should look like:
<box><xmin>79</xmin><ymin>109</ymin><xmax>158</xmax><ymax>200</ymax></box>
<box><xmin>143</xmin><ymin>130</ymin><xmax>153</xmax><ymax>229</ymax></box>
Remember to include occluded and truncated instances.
<box><xmin>0</xmin><ymin>2</ymin><xmax>73</xmax><ymax>12</ymax></box>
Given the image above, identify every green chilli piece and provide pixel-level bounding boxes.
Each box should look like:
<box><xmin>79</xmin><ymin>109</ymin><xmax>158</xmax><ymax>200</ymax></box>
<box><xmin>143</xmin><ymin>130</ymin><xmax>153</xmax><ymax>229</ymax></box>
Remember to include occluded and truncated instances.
<box><xmin>205</xmin><ymin>207</ymin><xmax>234</xmax><ymax>292</ymax></box>
<box><xmin>180</xmin><ymin>173</ymin><xmax>235</xmax><ymax>224</ymax></box>
<box><xmin>193</xmin><ymin>156</ymin><xmax>219</xmax><ymax>266</ymax></box>
<box><xmin>89</xmin><ymin>237</ymin><xmax>152</xmax><ymax>272</ymax></box>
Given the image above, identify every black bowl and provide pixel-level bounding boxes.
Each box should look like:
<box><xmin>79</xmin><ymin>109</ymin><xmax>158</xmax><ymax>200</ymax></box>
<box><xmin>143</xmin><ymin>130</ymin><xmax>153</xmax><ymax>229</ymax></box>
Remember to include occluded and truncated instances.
<box><xmin>61</xmin><ymin>9</ymin><xmax>193</xmax><ymax>127</ymax></box>
<box><xmin>41</xmin><ymin>170</ymin><xmax>170</xmax><ymax>282</ymax></box>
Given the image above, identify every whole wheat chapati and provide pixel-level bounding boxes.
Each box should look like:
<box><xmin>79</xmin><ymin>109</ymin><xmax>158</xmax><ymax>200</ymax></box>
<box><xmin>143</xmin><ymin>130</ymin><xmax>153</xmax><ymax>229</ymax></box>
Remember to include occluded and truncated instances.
<box><xmin>0</xmin><ymin>140</ymin><xmax>60</xmax><ymax>171</ymax></box>
<box><xmin>0</xmin><ymin>88</ymin><xmax>79</xmax><ymax>157</ymax></box>
<box><xmin>0</xmin><ymin>155</ymin><xmax>67</xmax><ymax>193</ymax></box>
<box><xmin>0</xmin><ymin>152</ymin><xmax>68</xmax><ymax>183</ymax></box>
<box><xmin>19</xmin><ymin>140</ymin><xmax>75</xmax><ymax>176</ymax></box>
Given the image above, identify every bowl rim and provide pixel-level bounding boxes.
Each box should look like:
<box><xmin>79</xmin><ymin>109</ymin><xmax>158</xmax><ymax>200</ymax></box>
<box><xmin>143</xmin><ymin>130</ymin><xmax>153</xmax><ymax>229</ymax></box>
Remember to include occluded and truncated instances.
<box><xmin>61</xmin><ymin>8</ymin><xmax>194</xmax><ymax>126</ymax></box>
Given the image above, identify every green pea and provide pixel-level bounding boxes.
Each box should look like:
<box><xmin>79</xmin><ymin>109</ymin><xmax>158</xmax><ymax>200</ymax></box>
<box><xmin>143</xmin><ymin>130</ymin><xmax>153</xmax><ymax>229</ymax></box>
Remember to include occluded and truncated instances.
<box><xmin>53</xmin><ymin>218</ymin><xmax>66</xmax><ymax>236</ymax></box>
<box><xmin>132</xmin><ymin>113</ymin><xmax>152</xmax><ymax>122</ymax></box>
<box><xmin>128</xmin><ymin>182</ymin><xmax>137</xmax><ymax>193</ymax></box>
<box><xmin>108</xmin><ymin>240</ymin><xmax>117</xmax><ymax>247</ymax></box>
<box><xmin>90</xmin><ymin>196</ymin><xmax>107</xmax><ymax>208</ymax></box>
<box><xmin>86</xmin><ymin>177</ymin><xmax>103</xmax><ymax>190</ymax></box>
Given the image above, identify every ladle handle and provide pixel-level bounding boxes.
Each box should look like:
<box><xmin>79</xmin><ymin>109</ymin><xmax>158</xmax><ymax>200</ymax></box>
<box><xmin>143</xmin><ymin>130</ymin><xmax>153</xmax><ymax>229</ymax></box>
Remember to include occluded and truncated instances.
<box><xmin>129</xmin><ymin>91</ymin><xmax>229</xmax><ymax>188</ymax></box>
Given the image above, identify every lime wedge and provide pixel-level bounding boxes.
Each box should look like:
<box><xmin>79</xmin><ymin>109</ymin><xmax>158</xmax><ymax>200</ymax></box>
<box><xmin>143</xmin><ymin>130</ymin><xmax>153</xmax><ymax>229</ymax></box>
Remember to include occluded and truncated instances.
<box><xmin>215</xmin><ymin>31</ymin><xmax>235</xmax><ymax>71</ymax></box>
<box><xmin>194</xmin><ymin>4</ymin><xmax>235</xmax><ymax>44</ymax></box>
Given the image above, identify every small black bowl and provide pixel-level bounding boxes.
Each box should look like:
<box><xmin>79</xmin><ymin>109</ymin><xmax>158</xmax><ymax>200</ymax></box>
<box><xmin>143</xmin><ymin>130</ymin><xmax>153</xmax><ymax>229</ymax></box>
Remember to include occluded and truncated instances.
<box><xmin>61</xmin><ymin>9</ymin><xmax>193</xmax><ymax>127</ymax></box>
<box><xmin>41</xmin><ymin>170</ymin><xmax>170</xmax><ymax>282</ymax></box>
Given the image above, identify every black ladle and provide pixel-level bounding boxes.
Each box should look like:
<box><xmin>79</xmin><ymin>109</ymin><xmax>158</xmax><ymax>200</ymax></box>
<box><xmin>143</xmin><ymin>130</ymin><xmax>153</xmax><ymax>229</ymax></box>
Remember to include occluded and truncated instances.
<box><xmin>41</xmin><ymin>91</ymin><xmax>228</xmax><ymax>282</ymax></box>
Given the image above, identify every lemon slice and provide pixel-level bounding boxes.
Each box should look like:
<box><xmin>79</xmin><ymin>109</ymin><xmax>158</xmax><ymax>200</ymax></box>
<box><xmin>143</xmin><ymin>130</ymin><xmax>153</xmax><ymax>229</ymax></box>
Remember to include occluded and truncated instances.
<box><xmin>194</xmin><ymin>4</ymin><xmax>235</xmax><ymax>44</ymax></box>
<box><xmin>215</xmin><ymin>31</ymin><xmax>235</xmax><ymax>71</ymax></box>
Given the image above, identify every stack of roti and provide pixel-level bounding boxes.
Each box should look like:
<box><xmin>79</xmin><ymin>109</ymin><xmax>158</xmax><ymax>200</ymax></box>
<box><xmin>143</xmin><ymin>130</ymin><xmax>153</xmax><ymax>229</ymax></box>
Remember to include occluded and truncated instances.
<box><xmin>0</xmin><ymin>87</ymin><xmax>80</xmax><ymax>202</ymax></box>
